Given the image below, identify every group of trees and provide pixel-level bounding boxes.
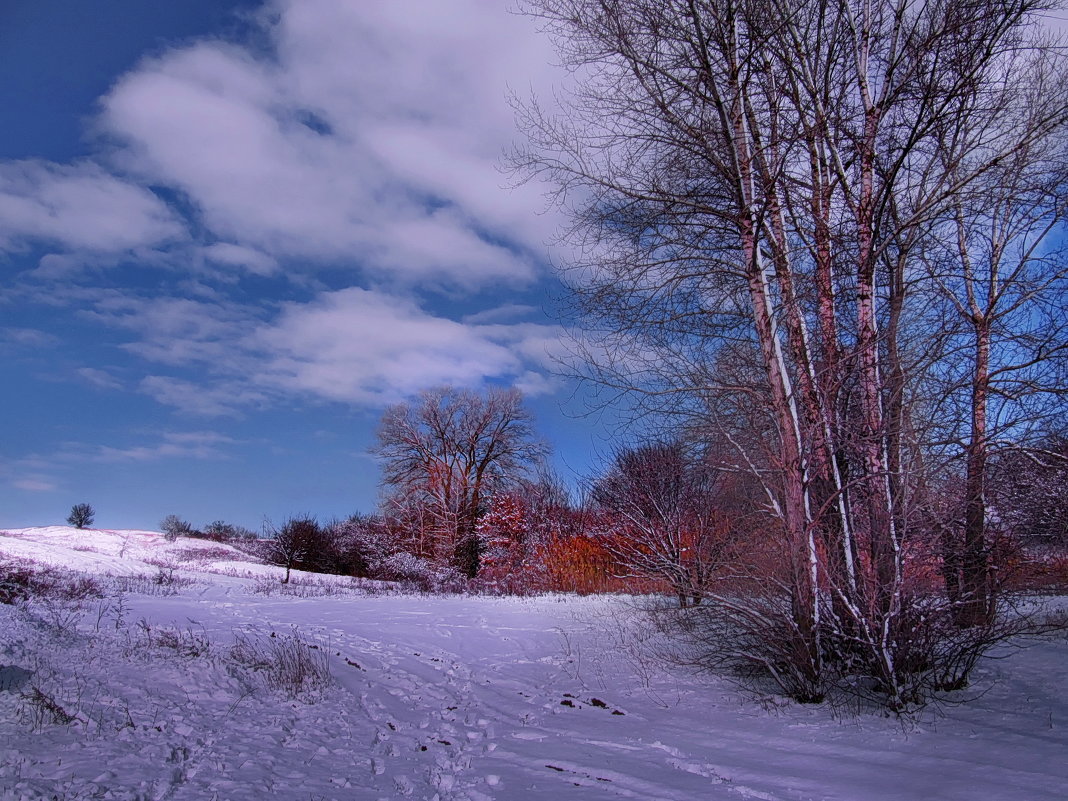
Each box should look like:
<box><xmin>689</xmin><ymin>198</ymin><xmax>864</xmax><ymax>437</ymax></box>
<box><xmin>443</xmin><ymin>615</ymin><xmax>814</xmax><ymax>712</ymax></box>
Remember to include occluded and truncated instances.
<box><xmin>505</xmin><ymin>0</ymin><xmax>1068</xmax><ymax>708</ymax></box>
<box><xmin>156</xmin><ymin>371</ymin><xmax>1060</xmax><ymax>711</ymax></box>
<box><xmin>374</xmin><ymin>386</ymin><xmax>546</xmax><ymax>578</ymax></box>
<box><xmin>159</xmin><ymin>515</ymin><xmax>257</xmax><ymax>543</ymax></box>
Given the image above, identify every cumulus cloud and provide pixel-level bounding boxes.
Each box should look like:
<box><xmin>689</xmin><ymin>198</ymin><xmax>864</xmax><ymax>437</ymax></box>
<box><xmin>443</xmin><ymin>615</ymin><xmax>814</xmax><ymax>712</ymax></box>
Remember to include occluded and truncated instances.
<box><xmin>0</xmin><ymin>161</ymin><xmax>184</xmax><ymax>253</ymax></box>
<box><xmin>94</xmin><ymin>0</ymin><xmax>561</xmax><ymax>286</ymax></box>
<box><xmin>1</xmin><ymin>0</ymin><xmax>564</xmax><ymax>288</ymax></box>
<box><xmin>254</xmin><ymin>288</ymin><xmax>558</xmax><ymax>404</ymax></box>
<box><xmin>1</xmin><ymin>1</ymin><xmax>571</xmax><ymax>422</ymax></box>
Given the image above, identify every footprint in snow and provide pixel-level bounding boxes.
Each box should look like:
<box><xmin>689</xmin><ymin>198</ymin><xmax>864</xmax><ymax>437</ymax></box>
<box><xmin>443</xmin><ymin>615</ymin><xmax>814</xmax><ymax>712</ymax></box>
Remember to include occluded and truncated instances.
<box><xmin>392</xmin><ymin>774</ymin><xmax>416</xmax><ymax>796</ymax></box>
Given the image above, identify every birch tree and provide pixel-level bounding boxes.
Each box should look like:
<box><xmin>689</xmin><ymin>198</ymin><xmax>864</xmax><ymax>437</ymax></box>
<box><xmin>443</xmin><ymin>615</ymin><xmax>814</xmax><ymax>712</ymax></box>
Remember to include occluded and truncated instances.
<box><xmin>926</xmin><ymin>145</ymin><xmax>1068</xmax><ymax>623</ymax></box>
<box><xmin>515</xmin><ymin>0</ymin><xmax>1068</xmax><ymax>707</ymax></box>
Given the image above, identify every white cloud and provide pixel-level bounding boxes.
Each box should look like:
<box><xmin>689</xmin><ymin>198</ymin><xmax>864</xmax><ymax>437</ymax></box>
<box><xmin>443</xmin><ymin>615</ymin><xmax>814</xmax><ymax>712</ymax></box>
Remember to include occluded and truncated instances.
<box><xmin>0</xmin><ymin>327</ymin><xmax>59</xmax><ymax>349</ymax></box>
<box><xmin>139</xmin><ymin>375</ymin><xmax>268</xmax><ymax>417</ymax></box>
<box><xmin>95</xmin><ymin>431</ymin><xmax>236</xmax><ymax>462</ymax></box>
<box><xmin>13</xmin><ymin>477</ymin><xmax>58</xmax><ymax>493</ymax></box>
<box><xmin>75</xmin><ymin>367</ymin><xmax>123</xmax><ymax>391</ymax></box>
<box><xmin>202</xmin><ymin>243</ymin><xmax>279</xmax><ymax>276</ymax></box>
<box><xmin>0</xmin><ymin>161</ymin><xmax>184</xmax><ymax>253</ymax></box>
<box><xmin>93</xmin><ymin>0</ymin><xmax>562</xmax><ymax>286</ymax></box>
<box><xmin>1</xmin><ymin>2</ymin><xmax>572</xmax><ymax>421</ymax></box>
<box><xmin>462</xmin><ymin>304</ymin><xmax>542</xmax><ymax>325</ymax></box>
<box><xmin>254</xmin><ymin>288</ymin><xmax>550</xmax><ymax>404</ymax></box>
<box><xmin>81</xmin><ymin>295</ymin><xmax>258</xmax><ymax>369</ymax></box>
<box><xmin>85</xmin><ymin>288</ymin><xmax>561</xmax><ymax>413</ymax></box>
<box><xmin>0</xmin><ymin>1</ymin><xmax>566</xmax><ymax>289</ymax></box>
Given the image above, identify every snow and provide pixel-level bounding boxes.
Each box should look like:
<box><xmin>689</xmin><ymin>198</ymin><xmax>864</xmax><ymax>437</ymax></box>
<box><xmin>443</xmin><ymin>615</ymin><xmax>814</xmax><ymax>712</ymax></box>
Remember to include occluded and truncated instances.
<box><xmin>0</xmin><ymin>526</ymin><xmax>267</xmax><ymax>578</ymax></box>
<box><xmin>1</xmin><ymin>526</ymin><xmax>1066</xmax><ymax>800</ymax></box>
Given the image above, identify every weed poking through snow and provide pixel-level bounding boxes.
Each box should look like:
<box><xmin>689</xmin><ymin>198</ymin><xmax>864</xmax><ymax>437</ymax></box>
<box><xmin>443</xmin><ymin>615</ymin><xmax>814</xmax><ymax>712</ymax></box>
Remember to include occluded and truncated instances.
<box><xmin>229</xmin><ymin>628</ymin><xmax>332</xmax><ymax>699</ymax></box>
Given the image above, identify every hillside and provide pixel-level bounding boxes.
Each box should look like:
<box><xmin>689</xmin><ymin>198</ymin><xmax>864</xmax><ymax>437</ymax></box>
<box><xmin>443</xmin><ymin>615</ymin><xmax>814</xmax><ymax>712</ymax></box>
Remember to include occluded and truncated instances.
<box><xmin>0</xmin><ymin>526</ymin><xmax>1066</xmax><ymax>801</ymax></box>
<box><xmin>0</xmin><ymin>526</ymin><xmax>267</xmax><ymax>578</ymax></box>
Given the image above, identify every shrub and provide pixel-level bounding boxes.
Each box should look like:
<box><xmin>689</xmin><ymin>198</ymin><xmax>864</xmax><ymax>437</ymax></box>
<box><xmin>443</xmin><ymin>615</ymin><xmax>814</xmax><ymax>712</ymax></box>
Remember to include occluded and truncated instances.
<box><xmin>249</xmin><ymin>574</ymin><xmax>375</xmax><ymax>598</ymax></box>
<box><xmin>139</xmin><ymin>621</ymin><xmax>212</xmax><ymax>659</ymax></box>
<box><xmin>173</xmin><ymin>545</ymin><xmax>234</xmax><ymax>563</ymax></box>
<box><xmin>0</xmin><ymin>559</ymin><xmax>41</xmax><ymax>604</ymax></box>
<box><xmin>106</xmin><ymin>572</ymin><xmax>194</xmax><ymax>596</ymax></box>
<box><xmin>229</xmin><ymin>628</ymin><xmax>331</xmax><ymax>698</ymax></box>
<box><xmin>160</xmin><ymin>514</ymin><xmax>195</xmax><ymax>542</ymax></box>
<box><xmin>20</xmin><ymin>686</ymin><xmax>81</xmax><ymax>730</ymax></box>
<box><xmin>327</xmin><ymin>515</ymin><xmax>393</xmax><ymax>577</ymax></box>
<box><xmin>66</xmin><ymin>503</ymin><xmax>95</xmax><ymax>529</ymax></box>
<box><xmin>538</xmin><ymin>533</ymin><xmax>627</xmax><ymax>595</ymax></box>
<box><xmin>372</xmin><ymin>552</ymin><xmax>465</xmax><ymax>593</ymax></box>
<box><xmin>0</xmin><ymin>559</ymin><xmax>103</xmax><ymax>605</ymax></box>
<box><xmin>202</xmin><ymin>520</ymin><xmax>257</xmax><ymax>542</ymax></box>
<box><xmin>264</xmin><ymin>516</ymin><xmax>331</xmax><ymax>582</ymax></box>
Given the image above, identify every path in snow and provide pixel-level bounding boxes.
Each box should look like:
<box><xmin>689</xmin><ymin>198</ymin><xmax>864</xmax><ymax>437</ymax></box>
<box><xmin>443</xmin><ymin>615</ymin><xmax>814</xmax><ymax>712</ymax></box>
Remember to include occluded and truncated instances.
<box><xmin>128</xmin><ymin>582</ymin><xmax>1068</xmax><ymax>801</ymax></box>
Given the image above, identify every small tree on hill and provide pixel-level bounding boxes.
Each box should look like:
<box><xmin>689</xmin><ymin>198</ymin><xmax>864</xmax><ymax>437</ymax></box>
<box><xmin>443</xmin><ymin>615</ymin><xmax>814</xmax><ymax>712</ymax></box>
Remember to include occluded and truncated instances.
<box><xmin>67</xmin><ymin>503</ymin><xmax>95</xmax><ymax>529</ymax></box>
<box><xmin>266</xmin><ymin>516</ymin><xmax>325</xmax><ymax>583</ymax></box>
<box><xmin>160</xmin><ymin>514</ymin><xmax>195</xmax><ymax>542</ymax></box>
<box><xmin>203</xmin><ymin>520</ymin><xmax>256</xmax><ymax>542</ymax></box>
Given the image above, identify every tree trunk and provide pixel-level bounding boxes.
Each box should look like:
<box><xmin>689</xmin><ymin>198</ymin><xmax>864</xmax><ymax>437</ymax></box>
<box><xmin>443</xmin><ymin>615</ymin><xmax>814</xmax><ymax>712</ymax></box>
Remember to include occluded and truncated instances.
<box><xmin>960</xmin><ymin>320</ymin><xmax>992</xmax><ymax>625</ymax></box>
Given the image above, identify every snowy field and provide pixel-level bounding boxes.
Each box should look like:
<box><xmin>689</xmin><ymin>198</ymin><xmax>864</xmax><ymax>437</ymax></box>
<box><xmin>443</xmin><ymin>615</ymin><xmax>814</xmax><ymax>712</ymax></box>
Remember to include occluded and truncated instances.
<box><xmin>0</xmin><ymin>527</ymin><xmax>1065</xmax><ymax>801</ymax></box>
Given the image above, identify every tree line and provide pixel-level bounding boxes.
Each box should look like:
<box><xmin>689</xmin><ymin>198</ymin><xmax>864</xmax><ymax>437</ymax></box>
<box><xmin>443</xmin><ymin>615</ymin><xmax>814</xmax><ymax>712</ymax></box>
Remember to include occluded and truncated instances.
<box><xmin>145</xmin><ymin>377</ymin><xmax>1064</xmax><ymax>711</ymax></box>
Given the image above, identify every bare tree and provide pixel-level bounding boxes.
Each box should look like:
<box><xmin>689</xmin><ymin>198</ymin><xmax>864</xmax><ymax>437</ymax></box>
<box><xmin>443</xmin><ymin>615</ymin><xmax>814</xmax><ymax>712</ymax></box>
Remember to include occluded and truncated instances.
<box><xmin>67</xmin><ymin>503</ymin><xmax>95</xmax><ymax>530</ymax></box>
<box><xmin>990</xmin><ymin>430</ymin><xmax>1068</xmax><ymax>552</ymax></box>
<box><xmin>924</xmin><ymin>144</ymin><xmax>1068</xmax><ymax>622</ymax></box>
<box><xmin>265</xmin><ymin>516</ymin><xmax>324</xmax><ymax>584</ymax></box>
<box><xmin>374</xmin><ymin>387</ymin><xmax>546</xmax><ymax>577</ymax></box>
<box><xmin>592</xmin><ymin>441</ymin><xmax>734</xmax><ymax>606</ymax></box>
<box><xmin>515</xmin><ymin>0</ymin><xmax>1068</xmax><ymax>708</ymax></box>
<box><xmin>160</xmin><ymin>514</ymin><xmax>194</xmax><ymax>542</ymax></box>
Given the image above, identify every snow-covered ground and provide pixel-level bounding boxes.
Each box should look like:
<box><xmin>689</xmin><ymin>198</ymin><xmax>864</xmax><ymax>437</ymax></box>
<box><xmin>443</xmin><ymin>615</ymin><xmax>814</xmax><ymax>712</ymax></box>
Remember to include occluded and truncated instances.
<box><xmin>1</xmin><ymin>527</ymin><xmax>1065</xmax><ymax>801</ymax></box>
<box><xmin>0</xmin><ymin>526</ymin><xmax>270</xmax><ymax>578</ymax></box>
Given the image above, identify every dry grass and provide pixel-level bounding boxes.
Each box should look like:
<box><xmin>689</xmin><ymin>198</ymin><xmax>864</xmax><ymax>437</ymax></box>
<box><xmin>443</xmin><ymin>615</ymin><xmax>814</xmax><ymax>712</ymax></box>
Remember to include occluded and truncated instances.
<box><xmin>229</xmin><ymin>628</ymin><xmax>332</xmax><ymax>698</ymax></box>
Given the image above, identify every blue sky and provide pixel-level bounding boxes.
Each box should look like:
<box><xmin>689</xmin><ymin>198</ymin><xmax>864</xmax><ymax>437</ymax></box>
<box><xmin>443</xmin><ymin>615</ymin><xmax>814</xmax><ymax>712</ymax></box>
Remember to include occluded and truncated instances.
<box><xmin>0</xmin><ymin>0</ymin><xmax>616</xmax><ymax>531</ymax></box>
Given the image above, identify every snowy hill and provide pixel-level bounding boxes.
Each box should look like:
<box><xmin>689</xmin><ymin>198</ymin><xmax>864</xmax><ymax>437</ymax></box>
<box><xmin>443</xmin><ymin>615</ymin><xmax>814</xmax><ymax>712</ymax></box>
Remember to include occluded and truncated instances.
<box><xmin>0</xmin><ymin>526</ymin><xmax>268</xmax><ymax>579</ymax></box>
<box><xmin>0</xmin><ymin>526</ymin><xmax>1066</xmax><ymax>801</ymax></box>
